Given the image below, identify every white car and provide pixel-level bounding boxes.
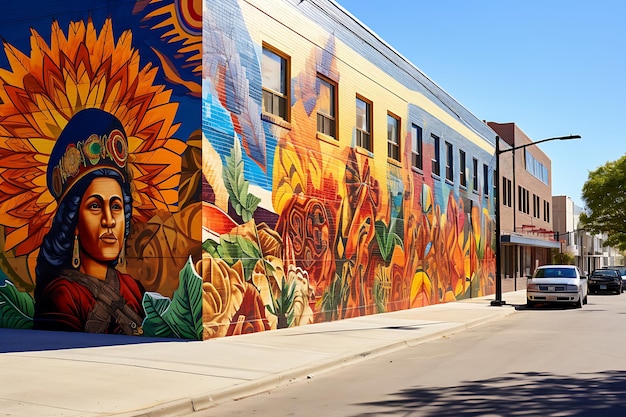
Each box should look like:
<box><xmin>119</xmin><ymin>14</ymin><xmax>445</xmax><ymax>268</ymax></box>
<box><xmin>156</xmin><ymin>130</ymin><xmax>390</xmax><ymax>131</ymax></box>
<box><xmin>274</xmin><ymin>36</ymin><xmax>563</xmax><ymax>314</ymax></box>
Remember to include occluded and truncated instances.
<box><xmin>527</xmin><ymin>265</ymin><xmax>588</xmax><ymax>308</ymax></box>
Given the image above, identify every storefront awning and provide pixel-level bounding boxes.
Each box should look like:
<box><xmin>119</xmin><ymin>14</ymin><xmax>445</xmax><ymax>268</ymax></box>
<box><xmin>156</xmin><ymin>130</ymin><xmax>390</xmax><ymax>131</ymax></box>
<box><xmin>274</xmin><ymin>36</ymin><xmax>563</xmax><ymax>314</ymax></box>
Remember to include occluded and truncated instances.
<box><xmin>501</xmin><ymin>234</ymin><xmax>561</xmax><ymax>249</ymax></box>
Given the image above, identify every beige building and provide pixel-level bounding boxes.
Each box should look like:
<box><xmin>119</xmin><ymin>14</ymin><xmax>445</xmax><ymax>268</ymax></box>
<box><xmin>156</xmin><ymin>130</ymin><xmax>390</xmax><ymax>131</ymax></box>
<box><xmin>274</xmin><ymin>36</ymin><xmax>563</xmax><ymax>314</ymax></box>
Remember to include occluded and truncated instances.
<box><xmin>488</xmin><ymin>122</ymin><xmax>560</xmax><ymax>281</ymax></box>
<box><xmin>553</xmin><ymin>195</ymin><xmax>624</xmax><ymax>274</ymax></box>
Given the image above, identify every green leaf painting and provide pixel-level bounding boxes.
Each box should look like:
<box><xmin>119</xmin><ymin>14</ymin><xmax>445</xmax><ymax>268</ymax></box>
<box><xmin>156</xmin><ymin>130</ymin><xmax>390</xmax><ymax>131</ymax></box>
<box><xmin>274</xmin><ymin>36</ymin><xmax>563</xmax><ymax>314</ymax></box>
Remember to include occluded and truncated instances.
<box><xmin>321</xmin><ymin>272</ymin><xmax>349</xmax><ymax>322</ymax></box>
<box><xmin>142</xmin><ymin>257</ymin><xmax>203</xmax><ymax>340</ymax></box>
<box><xmin>265</xmin><ymin>275</ymin><xmax>296</xmax><ymax>329</ymax></box>
<box><xmin>0</xmin><ymin>274</ymin><xmax>34</xmax><ymax>330</ymax></box>
<box><xmin>223</xmin><ymin>137</ymin><xmax>261</xmax><ymax>222</ymax></box>
<box><xmin>375</xmin><ymin>219</ymin><xmax>404</xmax><ymax>264</ymax></box>
<box><xmin>201</xmin><ymin>224</ymin><xmax>262</xmax><ymax>282</ymax></box>
<box><xmin>141</xmin><ymin>292</ymin><xmax>174</xmax><ymax>337</ymax></box>
<box><xmin>216</xmin><ymin>232</ymin><xmax>261</xmax><ymax>281</ymax></box>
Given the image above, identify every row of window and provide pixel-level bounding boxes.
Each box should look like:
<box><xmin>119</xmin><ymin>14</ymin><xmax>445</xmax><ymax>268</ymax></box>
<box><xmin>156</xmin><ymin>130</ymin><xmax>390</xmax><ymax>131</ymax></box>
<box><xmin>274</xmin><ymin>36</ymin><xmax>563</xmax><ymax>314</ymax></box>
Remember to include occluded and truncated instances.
<box><xmin>503</xmin><ymin>181</ymin><xmax>550</xmax><ymax>222</ymax></box>
<box><xmin>525</xmin><ymin>150</ymin><xmax>549</xmax><ymax>185</ymax></box>
<box><xmin>261</xmin><ymin>43</ymin><xmax>493</xmax><ymax>195</ymax></box>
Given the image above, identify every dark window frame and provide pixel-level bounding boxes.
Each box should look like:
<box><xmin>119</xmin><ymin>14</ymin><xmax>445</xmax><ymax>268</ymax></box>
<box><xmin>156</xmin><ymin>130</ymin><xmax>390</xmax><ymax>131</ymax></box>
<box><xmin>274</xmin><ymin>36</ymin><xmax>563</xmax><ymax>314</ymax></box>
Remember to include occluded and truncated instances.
<box><xmin>459</xmin><ymin>149</ymin><xmax>467</xmax><ymax>187</ymax></box>
<box><xmin>483</xmin><ymin>163</ymin><xmax>490</xmax><ymax>196</ymax></box>
<box><xmin>502</xmin><ymin>176</ymin><xmax>513</xmax><ymax>207</ymax></box>
<box><xmin>544</xmin><ymin>201</ymin><xmax>550</xmax><ymax>222</ymax></box>
<box><xmin>411</xmin><ymin>124</ymin><xmax>423</xmax><ymax>171</ymax></box>
<box><xmin>387</xmin><ymin>112</ymin><xmax>401</xmax><ymax>162</ymax></box>
<box><xmin>356</xmin><ymin>94</ymin><xmax>373</xmax><ymax>152</ymax></box>
<box><xmin>316</xmin><ymin>74</ymin><xmax>337</xmax><ymax>138</ymax></box>
<box><xmin>431</xmin><ymin>133</ymin><xmax>440</xmax><ymax>176</ymax></box>
<box><xmin>261</xmin><ymin>44</ymin><xmax>290</xmax><ymax>121</ymax></box>
<box><xmin>472</xmin><ymin>157</ymin><xmax>479</xmax><ymax>192</ymax></box>
<box><xmin>445</xmin><ymin>141</ymin><xmax>454</xmax><ymax>182</ymax></box>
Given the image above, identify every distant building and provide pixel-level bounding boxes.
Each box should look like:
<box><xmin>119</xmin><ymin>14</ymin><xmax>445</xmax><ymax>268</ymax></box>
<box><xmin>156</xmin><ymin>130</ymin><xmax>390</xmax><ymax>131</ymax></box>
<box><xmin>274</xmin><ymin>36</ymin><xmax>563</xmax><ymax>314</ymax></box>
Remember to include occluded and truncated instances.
<box><xmin>552</xmin><ymin>195</ymin><xmax>624</xmax><ymax>273</ymax></box>
<box><xmin>488</xmin><ymin>122</ymin><xmax>560</xmax><ymax>279</ymax></box>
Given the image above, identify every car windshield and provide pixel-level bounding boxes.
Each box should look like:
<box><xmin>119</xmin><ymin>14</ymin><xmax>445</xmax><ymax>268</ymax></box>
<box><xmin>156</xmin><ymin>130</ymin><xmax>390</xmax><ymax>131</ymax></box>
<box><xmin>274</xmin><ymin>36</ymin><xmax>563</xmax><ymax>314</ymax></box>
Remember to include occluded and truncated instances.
<box><xmin>534</xmin><ymin>268</ymin><xmax>576</xmax><ymax>278</ymax></box>
<box><xmin>593</xmin><ymin>270</ymin><xmax>617</xmax><ymax>277</ymax></box>
<box><xmin>602</xmin><ymin>268</ymin><xmax>624</xmax><ymax>276</ymax></box>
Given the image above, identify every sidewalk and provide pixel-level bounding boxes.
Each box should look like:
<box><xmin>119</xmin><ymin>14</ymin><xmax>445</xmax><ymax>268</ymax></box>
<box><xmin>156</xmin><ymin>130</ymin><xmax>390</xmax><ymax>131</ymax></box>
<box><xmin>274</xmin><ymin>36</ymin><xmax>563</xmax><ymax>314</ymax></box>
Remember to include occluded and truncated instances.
<box><xmin>0</xmin><ymin>290</ymin><xmax>527</xmax><ymax>417</ymax></box>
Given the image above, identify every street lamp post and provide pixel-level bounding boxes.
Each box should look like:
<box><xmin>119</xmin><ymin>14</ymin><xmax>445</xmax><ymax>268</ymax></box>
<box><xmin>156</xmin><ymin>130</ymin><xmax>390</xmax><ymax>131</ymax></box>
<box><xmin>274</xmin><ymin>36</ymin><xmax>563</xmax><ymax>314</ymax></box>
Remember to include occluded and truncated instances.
<box><xmin>490</xmin><ymin>134</ymin><xmax>581</xmax><ymax>306</ymax></box>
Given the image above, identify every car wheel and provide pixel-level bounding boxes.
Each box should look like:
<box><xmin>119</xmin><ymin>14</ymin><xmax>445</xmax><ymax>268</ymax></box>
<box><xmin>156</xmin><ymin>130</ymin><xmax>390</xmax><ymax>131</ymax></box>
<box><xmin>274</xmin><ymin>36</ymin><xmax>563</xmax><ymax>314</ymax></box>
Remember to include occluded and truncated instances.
<box><xmin>527</xmin><ymin>299</ymin><xmax>535</xmax><ymax>308</ymax></box>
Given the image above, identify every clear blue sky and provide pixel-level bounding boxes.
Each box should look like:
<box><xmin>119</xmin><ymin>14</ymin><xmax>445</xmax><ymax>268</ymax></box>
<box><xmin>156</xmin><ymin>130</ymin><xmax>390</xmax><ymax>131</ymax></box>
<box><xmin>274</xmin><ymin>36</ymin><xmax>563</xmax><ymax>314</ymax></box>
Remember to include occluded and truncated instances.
<box><xmin>334</xmin><ymin>0</ymin><xmax>625</xmax><ymax>208</ymax></box>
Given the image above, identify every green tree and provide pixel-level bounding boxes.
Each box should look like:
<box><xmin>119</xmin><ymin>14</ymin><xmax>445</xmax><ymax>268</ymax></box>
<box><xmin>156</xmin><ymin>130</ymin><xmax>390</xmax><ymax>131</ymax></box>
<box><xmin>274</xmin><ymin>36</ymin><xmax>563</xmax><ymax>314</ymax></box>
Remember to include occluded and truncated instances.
<box><xmin>580</xmin><ymin>154</ymin><xmax>626</xmax><ymax>250</ymax></box>
<box><xmin>551</xmin><ymin>248</ymin><xmax>575</xmax><ymax>265</ymax></box>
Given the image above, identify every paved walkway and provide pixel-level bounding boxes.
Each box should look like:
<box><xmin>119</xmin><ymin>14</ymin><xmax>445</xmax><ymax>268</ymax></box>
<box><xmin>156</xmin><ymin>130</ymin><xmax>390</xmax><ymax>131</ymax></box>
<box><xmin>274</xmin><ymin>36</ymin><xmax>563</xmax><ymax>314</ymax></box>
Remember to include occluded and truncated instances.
<box><xmin>0</xmin><ymin>290</ymin><xmax>528</xmax><ymax>417</ymax></box>
<box><xmin>502</xmin><ymin>276</ymin><xmax>527</xmax><ymax>293</ymax></box>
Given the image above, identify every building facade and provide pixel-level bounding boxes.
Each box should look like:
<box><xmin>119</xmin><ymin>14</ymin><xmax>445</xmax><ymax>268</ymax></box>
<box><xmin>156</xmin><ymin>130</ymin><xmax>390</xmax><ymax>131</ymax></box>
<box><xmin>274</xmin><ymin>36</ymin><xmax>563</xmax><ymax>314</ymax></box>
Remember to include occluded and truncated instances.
<box><xmin>553</xmin><ymin>195</ymin><xmax>624</xmax><ymax>273</ymax></box>
<box><xmin>0</xmin><ymin>0</ymin><xmax>501</xmax><ymax>339</ymax></box>
<box><xmin>488</xmin><ymin>122</ymin><xmax>559</xmax><ymax>281</ymax></box>
<box><xmin>202</xmin><ymin>0</ymin><xmax>499</xmax><ymax>329</ymax></box>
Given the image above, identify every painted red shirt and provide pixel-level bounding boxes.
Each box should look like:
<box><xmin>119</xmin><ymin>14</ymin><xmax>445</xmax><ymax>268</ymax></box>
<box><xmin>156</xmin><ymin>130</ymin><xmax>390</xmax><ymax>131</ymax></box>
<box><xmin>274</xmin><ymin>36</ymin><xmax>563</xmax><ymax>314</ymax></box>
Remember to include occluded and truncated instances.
<box><xmin>34</xmin><ymin>269</ymin><xmax>144</xmax><ymax>335</ymax></box>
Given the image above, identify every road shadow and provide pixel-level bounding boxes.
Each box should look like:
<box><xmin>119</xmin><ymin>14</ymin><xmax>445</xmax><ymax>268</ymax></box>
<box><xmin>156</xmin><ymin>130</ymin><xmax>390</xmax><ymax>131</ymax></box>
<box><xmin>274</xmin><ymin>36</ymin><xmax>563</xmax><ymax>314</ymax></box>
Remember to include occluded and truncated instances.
<box><xmin>0</xmin><ymin>328</ymin><xmax>186</xmax><ymax>353</ymax></box>
<box><xmin>517</xmin><ymin>302</ymin><xmax>580</xmax><ymax>311</ymax></box>
<box><xmin>353</xmin><ymin>370</ymin><xmax>626</xmax><ymax>416</ymax></box>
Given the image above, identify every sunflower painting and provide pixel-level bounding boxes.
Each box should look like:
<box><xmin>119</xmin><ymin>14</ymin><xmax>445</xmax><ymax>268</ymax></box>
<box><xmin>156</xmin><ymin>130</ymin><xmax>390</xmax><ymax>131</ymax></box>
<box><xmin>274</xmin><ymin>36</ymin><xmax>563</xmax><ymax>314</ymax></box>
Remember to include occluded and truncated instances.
<box><xmin>0</xmin><ymin>1</ymin><xmax>203</xmax><ymax>337</ymax></box>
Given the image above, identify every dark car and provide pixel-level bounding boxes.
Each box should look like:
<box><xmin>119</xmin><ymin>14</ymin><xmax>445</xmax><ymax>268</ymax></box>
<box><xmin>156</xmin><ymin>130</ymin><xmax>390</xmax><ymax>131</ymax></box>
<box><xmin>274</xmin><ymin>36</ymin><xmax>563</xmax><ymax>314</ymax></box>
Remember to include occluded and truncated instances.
<box><xmin>588</xmin><ymin>269</ymin><xmax>623</xmax><ymax>294</ymax></box>
<box><xmin>603</xmin><ymin>266</ymin><xmax>626</xmax><ymax>290</ymax></box>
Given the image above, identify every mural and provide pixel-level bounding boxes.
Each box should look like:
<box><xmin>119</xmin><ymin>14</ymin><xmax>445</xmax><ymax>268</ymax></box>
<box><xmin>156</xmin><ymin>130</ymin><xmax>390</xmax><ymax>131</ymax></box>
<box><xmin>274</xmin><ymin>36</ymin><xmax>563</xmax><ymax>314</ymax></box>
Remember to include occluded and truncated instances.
<box><xmin>0</xmin><ymin>0</ymin><xmax>496</xmax><ymax>341</ymax></box>
<box><xmin>0</xmin><ymin>0</ymin><xmax>204</xmax><ymax>338</ymax></box>
<box><xmin>200</xmin><ymin>0</ymin><xmax>496</xmax><ymax>339</ymax></box>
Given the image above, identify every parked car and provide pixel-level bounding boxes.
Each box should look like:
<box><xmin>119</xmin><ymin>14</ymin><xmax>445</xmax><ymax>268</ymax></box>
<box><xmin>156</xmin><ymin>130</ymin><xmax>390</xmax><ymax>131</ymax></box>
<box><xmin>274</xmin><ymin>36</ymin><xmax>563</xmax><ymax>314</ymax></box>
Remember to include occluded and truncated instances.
<box><xmin>602</xmin><ymin>266</ymin><xmax>626</xmax><ymax>291</ymax></box>
<box><xmin>589</xmin><ymin>269</ymin><xmax>623</xmax><ymax>294</ymax></box>
<box><xmin>527</xmin><ymin>265</ymin><xmax>588</xmax><ymax>308</ymax></box>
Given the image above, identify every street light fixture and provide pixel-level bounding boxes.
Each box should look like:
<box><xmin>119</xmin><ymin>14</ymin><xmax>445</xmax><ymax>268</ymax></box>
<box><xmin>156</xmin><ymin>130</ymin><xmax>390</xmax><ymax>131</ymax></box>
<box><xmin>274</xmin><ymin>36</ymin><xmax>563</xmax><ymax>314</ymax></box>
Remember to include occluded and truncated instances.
<box><xmin>490</xmin><ymin>134</ymin><xmax>582</xmax><ymax>306</ymax></box>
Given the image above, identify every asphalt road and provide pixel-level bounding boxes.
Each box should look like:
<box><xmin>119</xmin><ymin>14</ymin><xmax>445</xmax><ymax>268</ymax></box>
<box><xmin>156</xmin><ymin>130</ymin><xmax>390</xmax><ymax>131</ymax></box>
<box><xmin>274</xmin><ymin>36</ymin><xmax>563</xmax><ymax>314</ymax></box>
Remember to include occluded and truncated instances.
<box><xmin>200</xmin><ymin>291</ymin><xmax>626</xmax><ymax>417</ymax></box>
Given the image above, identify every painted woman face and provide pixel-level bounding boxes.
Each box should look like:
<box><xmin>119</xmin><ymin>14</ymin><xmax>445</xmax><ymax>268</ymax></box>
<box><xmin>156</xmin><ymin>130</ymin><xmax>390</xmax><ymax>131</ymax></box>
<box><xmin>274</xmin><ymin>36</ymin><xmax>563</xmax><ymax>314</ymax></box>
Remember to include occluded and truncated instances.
<box><xmin>76</xmin><ymin>177</ymin><xmax>125</xmax><ymax>263</ymax></box>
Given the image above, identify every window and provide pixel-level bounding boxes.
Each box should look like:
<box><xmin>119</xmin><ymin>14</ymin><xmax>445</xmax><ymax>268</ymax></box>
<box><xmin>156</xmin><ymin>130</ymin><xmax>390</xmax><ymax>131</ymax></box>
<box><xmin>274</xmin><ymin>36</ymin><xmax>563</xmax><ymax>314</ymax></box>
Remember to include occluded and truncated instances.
<box><xmin>536</xmin><ymin>196</ymin><xmax>541</xmax><ymax>219</ymax></box>
<box><xmin>472</xmin><ymin>158</ymin><xmax>478</xmax><ymax>191</ymax></box>
<box><xmin>518</xmin><ymin>186</ymin><xmax>530</xmax><ymax>214</ymax></box>
<box><xmin>507</xmin><ymin>178</ymin><xmax>512</xmax><ymax>207</ymax></box>
<box><xmin>356</xmin><ymin>95</ymin><xmax>372</xmax><ymax>151</ymax></box>
<box><xmin>459</xmin><ymin>149</ymin><xmax>466</xmax><ymax>187</ymax></box>
<box><xmin>411</xmin><ymin>124</ymin><xmax>423</xmax><ymax>170</ymax></box>
<box><xmin>445</xmin><ymin>142</ymin><xmax>453</xmax><ymax>182</ymax></box>
<box><xmin>525</xmin><ymin>150</ymin><xmax>549</xmax><ymax>184</ymax></box>
<box><xmin>262</xmin><ymin>46</ymin><xmax>289</xmax><ymax>120</ymax></box>
<box><xmin>493</xmin><ymin>169</ymin><xmax>497</xmax><ymax>200</ymax></box>
<box><xmin>533</xmin><ymin>194</ymin><xmax>540</xmax><ymax>218</ymax></box>
<box><xmin>317</xmin><ymin>75</ymin><xmax>337</xmax><ymax>138</ymax></box>
<box><xmin>502</xmin><ymin>177</ymin><xmax>512</xmax><ymax>207</ymax></box>
<box><xmin>387</xmin><ymin>113</ymin><xmax>401</xmax><ymax>162</ymax></box>
<box><xmin>431</xmin><ymin>134</ymin><xmax>440</xmax><ymax>176</ymax></box>
<box><xmin>483</xmin><ymin>164</ymin><xmax>489</xmax><ymax>195</ymax></box>
<box><xmin>544</xmin><ymin>200</ymin><xmax>550</xmax><ymax>222</ymax></box>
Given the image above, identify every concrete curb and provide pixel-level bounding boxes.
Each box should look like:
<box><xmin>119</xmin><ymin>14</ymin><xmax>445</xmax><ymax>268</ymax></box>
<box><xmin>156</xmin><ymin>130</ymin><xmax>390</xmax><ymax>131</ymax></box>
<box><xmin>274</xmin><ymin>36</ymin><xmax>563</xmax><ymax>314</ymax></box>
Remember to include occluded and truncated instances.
<box><xmin>122</xmin><ymin>303</ymin><xmax>520</xmax><ymax>416</ymax></box>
